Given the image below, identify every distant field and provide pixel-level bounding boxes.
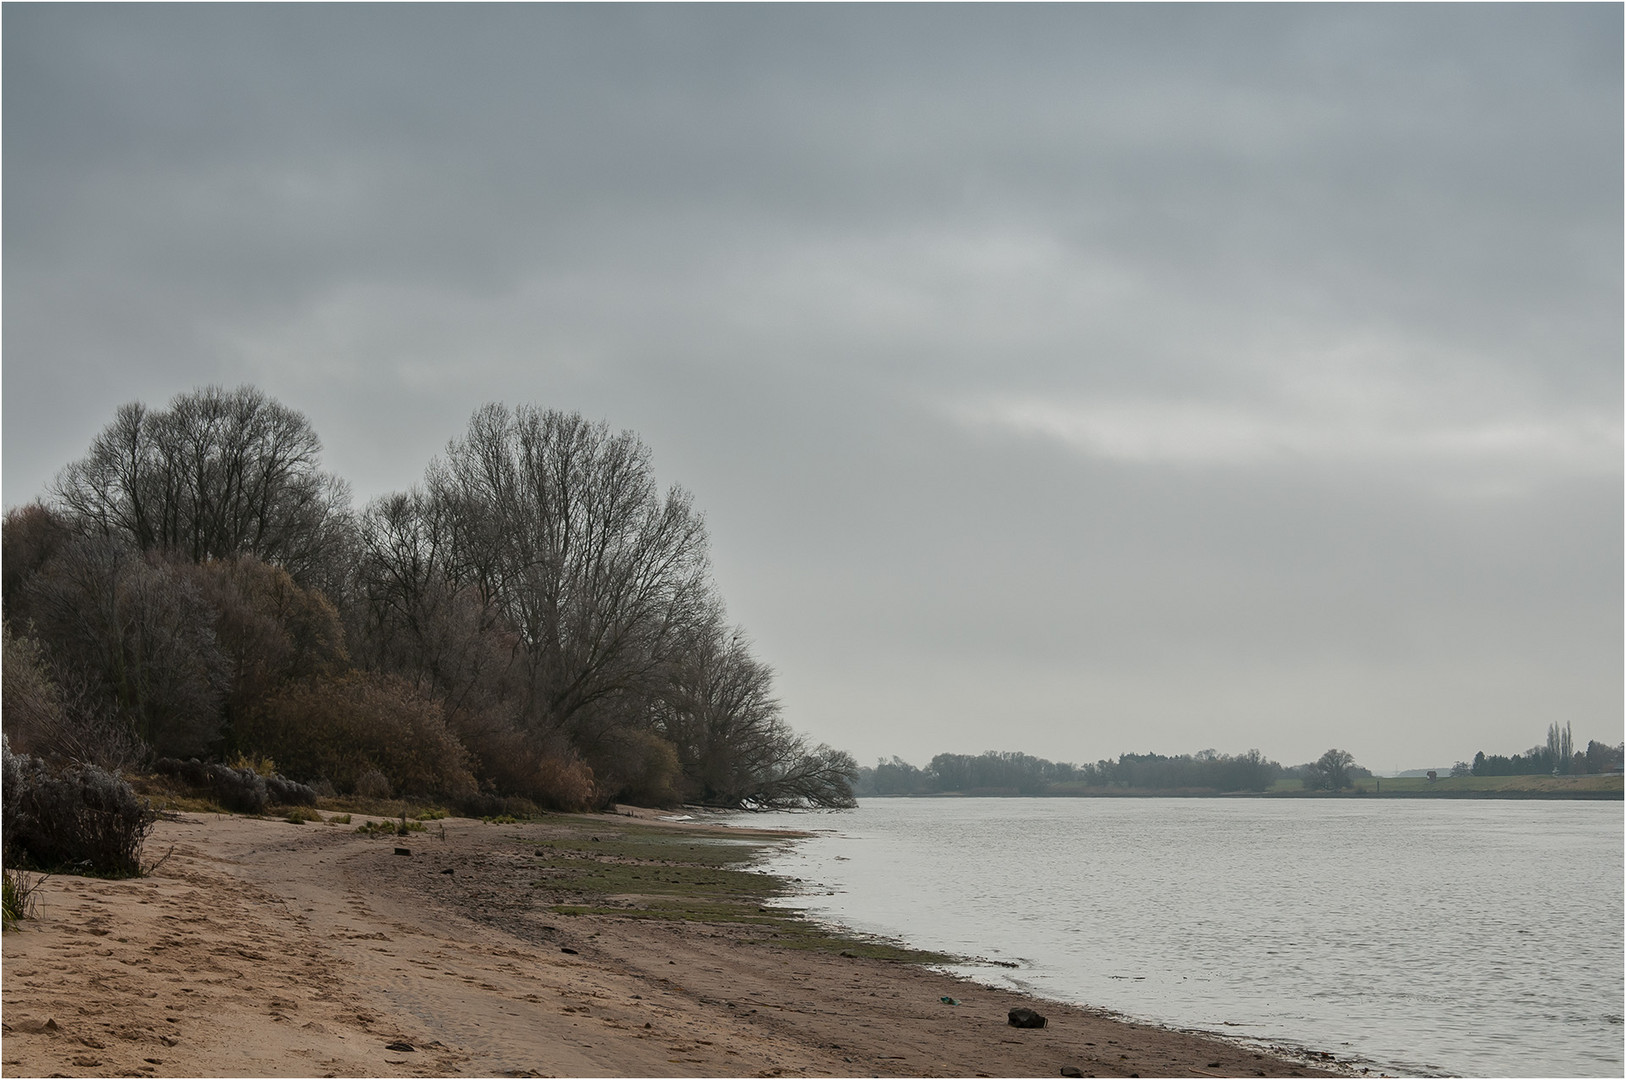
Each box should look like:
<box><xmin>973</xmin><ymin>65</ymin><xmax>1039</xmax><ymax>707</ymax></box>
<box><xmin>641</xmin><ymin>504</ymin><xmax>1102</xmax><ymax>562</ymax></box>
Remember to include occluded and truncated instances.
<box><xmin>1271</xmin><ymin>774</ymin><xmax>1623</xmax><ymax>797</ymax></box>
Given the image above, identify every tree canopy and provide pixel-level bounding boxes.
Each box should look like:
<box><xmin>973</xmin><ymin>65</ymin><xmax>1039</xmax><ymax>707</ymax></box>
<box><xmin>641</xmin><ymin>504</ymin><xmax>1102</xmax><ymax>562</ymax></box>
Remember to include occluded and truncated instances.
<box><xmin>8</xmin><ymin>387</ymin><xmax>855</xmax><ymax>811</ymax></box>
<box><xmin>52</xmin><ymin>386</ymin><xmax>352</xmax><ymax>588</ymax></box>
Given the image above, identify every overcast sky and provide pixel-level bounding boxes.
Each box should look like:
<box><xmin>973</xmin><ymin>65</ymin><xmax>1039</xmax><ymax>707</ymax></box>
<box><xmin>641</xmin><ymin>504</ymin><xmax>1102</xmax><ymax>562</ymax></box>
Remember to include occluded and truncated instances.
<box><xmin>5</xmin><ymin>5</ymin><xmax>1620</xmax><ymax>772</ymax></box>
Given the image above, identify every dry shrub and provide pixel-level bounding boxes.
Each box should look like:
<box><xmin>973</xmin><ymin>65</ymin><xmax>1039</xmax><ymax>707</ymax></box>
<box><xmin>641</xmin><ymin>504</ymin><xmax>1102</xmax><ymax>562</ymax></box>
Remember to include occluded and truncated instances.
<box><xmin>238</xmin><ymin>672</ymin><xmax>476</xmax><ymax>799</ymax></box>
<box><xmin>152</xmin><ymin>757</ymin><xmax>268</xmax><ymax>814</ymax></box>
<box><xmin>3</xmin><ymin>736</ymin><xmax>152</xmax><ymax>877</ymax></box>
<box><xmin>198</xmin><ymin>555</ymin><xmax>348</xmax><ymax>713</ymax></box>
<box><xmin>445</xmin><ymin>704</ymin><xmax>595</xmax><ymax>811</ymax></box>
<box><xmin>578</xmin><ymin>727</ymin><xmax>682</xmax><ymax>808</ymax></box>
<box><xmin>1</xmin><ymin>623</ymin><xmax>62</xmax><ymax>755</ymax></box>
<box><xmin>264</xmin><ymin>774</ymin><xmax>318</xmax><ymax>807</ymax></box>
<box><xmin>2</xmin><ymin>623</ymin><xmax>147</xmax><ymax>773</ymax></box>
<box><xmin>3</xmin><ymin>867</ymin><xmax>45</xmax><ymax>928</ymax></box>
<box><xmin>353</xmin><ymin>768</ymin><xmax>392</xmax><ymax>800</ymax></box>
<box><xmin>147</xmin><ymin>758</ymin><xmax>314</xmax><ymax>811</ymax></box>
<box><xmin>206</xmin><ymin>765</ymin><xmax>268</xmax><ymax>814</ymax></box>
<box><xmin>449</xmin><ymin>792</ymin><xmax>543</xmax><ymax>819</ymax></box>
<box><xmin>532</xmin><ymin>754</ymin><xmax>596</xmax><ymax>811</ymax></box>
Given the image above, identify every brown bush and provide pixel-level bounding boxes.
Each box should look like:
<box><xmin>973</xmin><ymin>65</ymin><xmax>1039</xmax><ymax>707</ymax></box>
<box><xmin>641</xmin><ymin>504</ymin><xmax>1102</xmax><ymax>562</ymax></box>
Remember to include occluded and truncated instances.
<box><xmin>444</xmin><ymin>704</ymin><xmax>595</xmax><ymax>811</ymax></box>
<box><xmin>197</xmin><ymin>555</ymin><xmax>347</xmax><ymax>713</ymax></box>
<box><xmin>584</xmin><ymin>727</ymin><xmax>682</xmax><ymax>808</ymax></box>
<box><xmin>353</xmin><ymin>768</ymin><xmax>392</xmax><ymax>800</ymax></box>
<box><xmin>532</xmin><ymin>753</ymin><xmax>596</xmax><ymax>811</ymax></box>
<box><xmin>238</xmin><ymin>672</ymin><xmax>476</xmax><ymax>799</ymax></box>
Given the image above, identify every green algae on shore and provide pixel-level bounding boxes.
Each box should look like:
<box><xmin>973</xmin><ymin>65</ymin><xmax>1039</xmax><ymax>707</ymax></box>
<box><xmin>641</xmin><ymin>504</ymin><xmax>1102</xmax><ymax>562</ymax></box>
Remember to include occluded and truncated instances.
<box><xmin>510</xmin><ymin>814</ymin><xmax>956</xmax><ymax>964</ymax></box>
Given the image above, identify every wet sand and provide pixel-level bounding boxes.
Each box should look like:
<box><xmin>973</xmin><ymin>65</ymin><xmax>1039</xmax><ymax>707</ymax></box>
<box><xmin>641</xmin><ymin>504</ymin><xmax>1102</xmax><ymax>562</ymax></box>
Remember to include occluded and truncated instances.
<box><xmin>1</xmin><ymin>811</ymin><xmax>1343</xmax><ymax>1078</ymax></box>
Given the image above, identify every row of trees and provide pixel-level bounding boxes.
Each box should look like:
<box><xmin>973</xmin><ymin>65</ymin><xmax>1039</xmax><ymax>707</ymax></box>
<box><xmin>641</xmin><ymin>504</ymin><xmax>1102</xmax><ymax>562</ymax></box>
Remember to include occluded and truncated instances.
<box><xmin>4</xmin><ymin>386</ymin><xmax>856</xmax><ymax>811</ymax></box>
<box><xmin>865</xmin><ymin>729</ymin><xmax>1625</xmax><ymax>798</ymax></box>
<box><xmin>857</xmin><ymin>747</ymin><xmax>1315</xmax><ymax>796</ymax></box>
<box><xmin>1464</xmin><ymin>723</ymin><xmax>1623</xmax><ymax>777</ymax></box>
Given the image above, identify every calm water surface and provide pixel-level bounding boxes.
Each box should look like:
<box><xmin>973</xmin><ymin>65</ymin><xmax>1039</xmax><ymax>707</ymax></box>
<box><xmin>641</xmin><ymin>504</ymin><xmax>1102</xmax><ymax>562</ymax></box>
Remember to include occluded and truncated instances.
<box><xmin>726</xmin><ymin>798</ymin><xmax>1623</xmax><ymax>1077</ymax></box>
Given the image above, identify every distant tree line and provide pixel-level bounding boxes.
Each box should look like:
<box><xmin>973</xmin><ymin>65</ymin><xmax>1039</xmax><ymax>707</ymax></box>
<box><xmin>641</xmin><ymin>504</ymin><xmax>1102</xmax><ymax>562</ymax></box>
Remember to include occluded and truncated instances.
<box><xmin>857</xmin><ymin>747</ymin><xmax>1302</xmax><ymax>796</ymax></box>
<box><xmin>1467</xmin><ymin>723</ymin><xmax>1623</xmax><ymax>778</ymax></box>
<box><xmin>3</xmin><ymin>386</ymin><xmax>856</xmax><ymax>812</ymax></box>
<box><xmin>862</xmin><ymin>728</ymin><xmax>1623</xmax><ymax>799</ymax></box>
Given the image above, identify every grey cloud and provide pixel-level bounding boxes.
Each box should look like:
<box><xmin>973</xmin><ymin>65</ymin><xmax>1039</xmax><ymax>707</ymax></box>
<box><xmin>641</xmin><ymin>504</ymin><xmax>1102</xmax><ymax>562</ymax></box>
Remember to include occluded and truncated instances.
<box><xmin>4</xmin><ymin>4</ymin><xmax>1618</xmax><ymax>770</ymax></box>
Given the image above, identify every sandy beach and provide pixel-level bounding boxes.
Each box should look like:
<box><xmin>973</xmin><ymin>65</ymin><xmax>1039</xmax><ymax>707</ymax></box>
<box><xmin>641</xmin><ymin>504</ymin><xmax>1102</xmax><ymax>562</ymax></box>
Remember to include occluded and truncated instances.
<box><xmin>2</xmin><ymin>811</ymin><xmax>1342</xmax><ymax>1078</ymax></box>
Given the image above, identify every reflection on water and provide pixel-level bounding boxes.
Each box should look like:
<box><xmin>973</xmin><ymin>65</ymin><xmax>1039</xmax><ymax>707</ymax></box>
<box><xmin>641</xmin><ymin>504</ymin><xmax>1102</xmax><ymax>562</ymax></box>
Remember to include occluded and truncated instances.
<box><xmin>730</xmin><ymin>798</ymin><xmax>1624</xmax><ymax>1077</ymax></box>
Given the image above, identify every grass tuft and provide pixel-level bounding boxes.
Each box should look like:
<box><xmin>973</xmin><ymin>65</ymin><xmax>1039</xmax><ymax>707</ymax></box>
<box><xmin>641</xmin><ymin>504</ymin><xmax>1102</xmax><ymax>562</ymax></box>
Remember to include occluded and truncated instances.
<box><xmin>2</xmin><ymin>868</ymin><xmax>46</xmax><ymax>930</ymax></box>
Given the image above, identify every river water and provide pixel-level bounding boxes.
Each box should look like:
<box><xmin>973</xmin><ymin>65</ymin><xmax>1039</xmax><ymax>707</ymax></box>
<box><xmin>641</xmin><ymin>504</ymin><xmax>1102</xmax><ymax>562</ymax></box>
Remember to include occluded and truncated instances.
<box><xmin>724</xmin><ymin>798</ymin><xmax>1623</xmax><ymax>1077</ymax></box>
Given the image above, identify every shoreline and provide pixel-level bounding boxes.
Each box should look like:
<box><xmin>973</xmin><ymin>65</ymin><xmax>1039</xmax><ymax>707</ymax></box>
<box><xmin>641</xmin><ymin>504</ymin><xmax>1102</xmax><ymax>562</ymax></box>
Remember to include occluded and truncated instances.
<box><xmin>2</xmin><ymin>810</ymin><xmax>1351</xmax><ymax>1078</ymax></box>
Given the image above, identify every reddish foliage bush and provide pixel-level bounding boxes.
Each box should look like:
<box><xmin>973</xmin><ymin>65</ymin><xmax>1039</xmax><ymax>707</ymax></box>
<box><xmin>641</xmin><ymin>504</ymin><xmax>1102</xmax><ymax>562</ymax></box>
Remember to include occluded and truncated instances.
<box><xmin>444</xmin><ymin>704</ymin><xmax>595</xmax><ymax>811</ymax></box>
<box><xmin>238</xmin><ymin>672</ymin><xmax>476</xmax><ymax>800</ymax></box>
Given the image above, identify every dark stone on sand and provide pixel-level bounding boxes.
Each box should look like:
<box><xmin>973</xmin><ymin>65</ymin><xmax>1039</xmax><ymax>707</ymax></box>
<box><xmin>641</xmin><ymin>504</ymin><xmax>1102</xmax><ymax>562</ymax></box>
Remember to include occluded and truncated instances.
<box><xmin>440</xmin><ymin>868</ymin><xmax>455</xmax><ymax>875</ymax></box>
<box><xmin>561</xmin><ymin>947</ymin><xmax>579</xmax><ymax>955</ymax></box>
<box><xmin>1009</xmin><ymin>1007</ymin><xmax>1047</xmax><ymax>1029</ymax></box>
<box><xmin>1060</xmin><ymin>1069</ymin><xmax>1083</xmax><ymax>1078</ymax></box>
<box><xmin>384</xmin><ymin>1042</ymin><xmax>415</xmax><ymax>1052</ymax></box>
<box><xmin>394</xmin><ymin>847</ymin><xmax>411</xmax><ymax>856</ymax></box>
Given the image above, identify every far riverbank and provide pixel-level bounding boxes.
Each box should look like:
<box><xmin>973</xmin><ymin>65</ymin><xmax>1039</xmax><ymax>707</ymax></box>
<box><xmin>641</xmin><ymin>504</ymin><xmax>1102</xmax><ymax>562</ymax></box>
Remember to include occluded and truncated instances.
<box><xmin>868</xmin><ymin>772</ymin><xmax>1623</xmax><ymax>799</ymax></box>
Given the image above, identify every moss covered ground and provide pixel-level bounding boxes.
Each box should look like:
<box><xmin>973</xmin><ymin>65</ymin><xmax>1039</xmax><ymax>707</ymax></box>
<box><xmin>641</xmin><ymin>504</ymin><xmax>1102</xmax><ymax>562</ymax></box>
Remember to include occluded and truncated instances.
<box><xmin>519</xmin><ymin>815</ymin><xmax>953</xmax><ymax>963</ymax></box>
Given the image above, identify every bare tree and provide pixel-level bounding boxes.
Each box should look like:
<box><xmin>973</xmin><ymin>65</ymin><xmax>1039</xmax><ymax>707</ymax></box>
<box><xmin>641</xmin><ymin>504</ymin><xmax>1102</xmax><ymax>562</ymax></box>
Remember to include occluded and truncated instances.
<box><xmin>52</xmin><ymin>386</ymin><xmax>352</xmax><ymax>587</ymax></box>
<box><xmin>425</xmin><ymin>406</ymin><xmax>713</xmax><ymax>743</ymax></box>
<box><xmin>352</xmin><ymin>488</ymin><xmax>509</xmax><ymax>704</ymax></box>
<box><xmin>360</xmin><ymin>479</ymin><xmax>540</xmax><ymax>698</ymax></box>
<box><xmin>652</xmin><ymin>614</ymin><xmax>856</xmax><ymax>808</ymax></box>
<box><xmin>23</xmin><ymin>537</ymin><xmax>227</xmax><ymax>759</ymax></box>
<box><xmin>354</xmin><ymin>403</ymin><xmax>856</xmax><ymax>808</ymax></box>
<box><xmin>657</xmin><ymin>618</ymin><xmax>782</xmax><ymax>801</ymax></box>
<box><xmin>745</xmin><ymin>739</ymin><xmax>858</xmax><ymax>810</ymax></box>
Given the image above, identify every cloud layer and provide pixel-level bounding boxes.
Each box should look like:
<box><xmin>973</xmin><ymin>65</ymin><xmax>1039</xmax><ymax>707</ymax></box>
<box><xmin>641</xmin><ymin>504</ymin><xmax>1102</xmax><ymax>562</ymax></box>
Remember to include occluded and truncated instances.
<box><xmin>5</xmin><ymin>5</ymin><xmax>1620</xmax><ymax>769</ymax></box>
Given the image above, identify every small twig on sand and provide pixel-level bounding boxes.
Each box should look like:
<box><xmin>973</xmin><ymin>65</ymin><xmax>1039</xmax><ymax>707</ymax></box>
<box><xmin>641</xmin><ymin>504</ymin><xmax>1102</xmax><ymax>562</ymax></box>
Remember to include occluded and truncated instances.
<box><xmin>144</xmin><ymin>845</ymin><xmax>178</xmax><ymax>876</ymax></box>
